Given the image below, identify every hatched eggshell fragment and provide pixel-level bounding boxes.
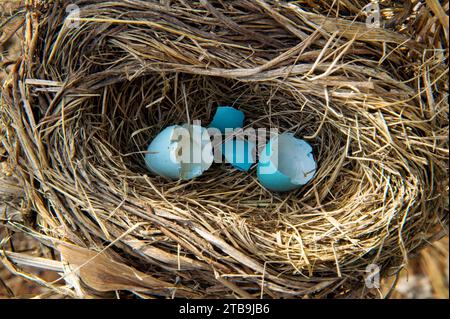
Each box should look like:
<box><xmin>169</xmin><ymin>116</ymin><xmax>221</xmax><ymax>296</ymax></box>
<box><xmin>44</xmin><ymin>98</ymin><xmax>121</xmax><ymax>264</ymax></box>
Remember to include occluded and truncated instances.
<box><xmin>178</xmin><ymin>124</ymin><xmax>214</xmax><ymax>180</ymax></box>
<box><xmin>221</xmin><ymin>138</ymin><xmax>256</xmax><ymax>172</ymax></box>
<box><xmin>209</xmin><ymin>106</ymin><xmax>245</xmax><ymax>133</ymax></box>
<box><xmin>145</xmin><ymin>124</ymin><xmax>213</xmax><ymax>180</ymax></box>
<box><xmin>145</xmin><ymin>125</ymin><xmax>181</xmax><ymax>179</ymax></box>
<box><xmin>257</xmin><ymin>133</ymin><xmax>316</xmax><ymax>192</ymax></box>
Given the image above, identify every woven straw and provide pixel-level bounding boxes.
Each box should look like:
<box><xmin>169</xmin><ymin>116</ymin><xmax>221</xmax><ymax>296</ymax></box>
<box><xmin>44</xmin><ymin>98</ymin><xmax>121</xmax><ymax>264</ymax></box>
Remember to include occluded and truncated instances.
<box><xmin>0</xmin><ymin>0</ymin><xmax>448</xmax><ymax>298</ymax></box>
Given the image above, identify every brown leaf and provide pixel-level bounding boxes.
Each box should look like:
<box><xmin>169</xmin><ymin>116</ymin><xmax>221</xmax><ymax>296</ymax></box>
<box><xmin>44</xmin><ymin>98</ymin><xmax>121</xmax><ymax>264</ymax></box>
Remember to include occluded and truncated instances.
<box><xmin>58</xmin><ymin>243</ymin><xmax>173</xmax><ymax>293</ymax></box>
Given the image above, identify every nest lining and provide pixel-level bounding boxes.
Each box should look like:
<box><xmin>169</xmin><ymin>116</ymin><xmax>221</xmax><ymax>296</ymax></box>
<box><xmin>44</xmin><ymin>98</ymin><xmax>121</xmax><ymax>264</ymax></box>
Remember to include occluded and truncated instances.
<box><xmin>0</xmin><ymin>0</ymin><xmax>448</xmax><ymax>298</ymax></box>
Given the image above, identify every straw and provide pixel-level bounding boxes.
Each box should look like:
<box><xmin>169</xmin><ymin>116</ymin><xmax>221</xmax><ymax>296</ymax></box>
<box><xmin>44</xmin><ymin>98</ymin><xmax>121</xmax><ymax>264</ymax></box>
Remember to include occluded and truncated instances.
<box><xmin>0</xmin><ymin>0</ymin><xmax>448</xmax><ymax>298</ymax></box>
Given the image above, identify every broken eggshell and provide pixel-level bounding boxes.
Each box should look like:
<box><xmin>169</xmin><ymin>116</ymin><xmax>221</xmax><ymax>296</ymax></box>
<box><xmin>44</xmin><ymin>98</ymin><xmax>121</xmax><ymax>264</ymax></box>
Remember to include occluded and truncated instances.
<box><xmin>145</xmin><ymin>124</ymin><xmax>214</xmax><ymax>180</ymax></box>
<box><xmin>257</xmin><ymin>133</ymin><xmax>316</xmax><ymax>192</ymax></box>
<box><xmin>221</xmin><ymin>138</ymin><xmax>256</xmax><ymax>172</ymax></box>
<box><xmin>209</xmin><ymin>106</ymin><xmax>245</xmax><ymax>133</ymax></box>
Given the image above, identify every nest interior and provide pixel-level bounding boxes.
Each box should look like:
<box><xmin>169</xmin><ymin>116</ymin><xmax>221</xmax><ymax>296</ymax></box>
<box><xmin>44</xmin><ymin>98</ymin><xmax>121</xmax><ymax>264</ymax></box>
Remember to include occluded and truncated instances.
<box><xmin>0</xmin><ymin>0</ymin><xmax>448</xmax><ymax>298</ymax></box>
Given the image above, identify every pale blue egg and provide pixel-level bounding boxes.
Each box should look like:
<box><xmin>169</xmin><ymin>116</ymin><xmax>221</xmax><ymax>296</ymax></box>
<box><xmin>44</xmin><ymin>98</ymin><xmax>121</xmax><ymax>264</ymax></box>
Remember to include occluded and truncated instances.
<box><xmin>257</xmin><ymin>133</ymin><xmax>316</xmax><ymax>192</ymax></box>
<box><xmin>145</xmin><ymin>125</ymin><xmax>180</xmax><ymax>179</ymax></box>
<box><xmin>221</xmin><ymin>138</ymin><xmax>256</xmax><ymax>172</ymax></box>
<box><xmin>209</xmin><ymin>106</ymin><xmax>245</xmax><ymax>133</ymax></box>
<box><xmin>145</xmin><ymin>124</ymin><xmax>214</xmax><ymax>180</ymax></box>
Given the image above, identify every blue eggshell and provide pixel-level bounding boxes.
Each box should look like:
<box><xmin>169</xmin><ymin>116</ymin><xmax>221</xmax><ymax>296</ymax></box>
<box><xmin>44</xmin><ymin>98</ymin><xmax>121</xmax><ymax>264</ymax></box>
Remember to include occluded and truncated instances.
<box><xmin>209</xmin><ymin>106</ymin><xmax>245</xmax><ymax>133</ymax></box>
<box><xmin>145</xmin><ymin>125</ymin><xmax>181</xmax><ymax>179</ymax></box>
<box><xmin>178</xmin><ymin>124</ymin><xmax>214</xmax><ymax>180</ymax></box>
<box><xmin>257</xmin><ymin>133</ymin><xmax>316</xmax><ymax>192</ymax></box>
<box><xmin>222</xmin><ymin>138</ymin><xmax>256</xmax><ymax>172</ymax></box>
<box><xmin>145</xmin><ymin>124</ymin><xmax>214</xmax><ymax>180</ymax></box>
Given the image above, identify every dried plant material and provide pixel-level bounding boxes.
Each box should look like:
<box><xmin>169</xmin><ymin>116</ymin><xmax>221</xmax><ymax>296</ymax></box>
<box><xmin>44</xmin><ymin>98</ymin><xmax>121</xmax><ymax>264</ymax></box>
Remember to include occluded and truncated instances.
<box><xmin>383</xmin><ymin>236</ymin><xmax>449</xmax><ymax>299</ymax></box>
<box><xmin>0</xmin><ymin>0</ymin><xmax>448</xmax><ymax>299</ymax></box>
<box><xmin>0</xmin><ymin>229</ymin><xmax>62</xmax><ymax>299</ymax></box>
<box><xmin>396</xmin><ymin>275</ymin><xmax>433</xmax><ymax>299</ymax></box>
<box><xmin>0</xmin><ymin>1</ymin><xmax>23</xmax><ymax>83</ymax></box>
<box><xmin>57</xmin><ymin>243</ymin><xmax>196</xmax><ymax>297</ymax></box>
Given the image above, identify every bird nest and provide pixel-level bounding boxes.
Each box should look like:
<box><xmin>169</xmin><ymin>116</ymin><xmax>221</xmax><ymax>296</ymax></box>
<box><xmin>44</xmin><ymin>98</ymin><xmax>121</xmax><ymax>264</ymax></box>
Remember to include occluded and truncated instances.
<box><xmin>0</xmin><ymin>0</ymin><xmax>448</xmax><ymax>298</ymax></box>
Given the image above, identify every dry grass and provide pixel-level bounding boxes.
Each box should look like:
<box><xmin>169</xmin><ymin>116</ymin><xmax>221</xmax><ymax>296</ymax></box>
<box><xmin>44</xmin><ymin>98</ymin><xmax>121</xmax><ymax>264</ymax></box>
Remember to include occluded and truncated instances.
<box><xmin>0</xmin><ymin>0</ymin><xmax>448</xmax><ymax>298</ymax></box>
<box><xmin>382</xmin><ymin>236</ymin><xmax>449</xmax><ymax>299</ymax></box>
<box><xmin>0</xmin><ymin>1</ymin><xmax>23</xmax><ymax>83</ymax></box>
<box><xmin>0</xmin><ymin>226</ymin><xmax>62</xmax><ymax>299</ymax></box>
